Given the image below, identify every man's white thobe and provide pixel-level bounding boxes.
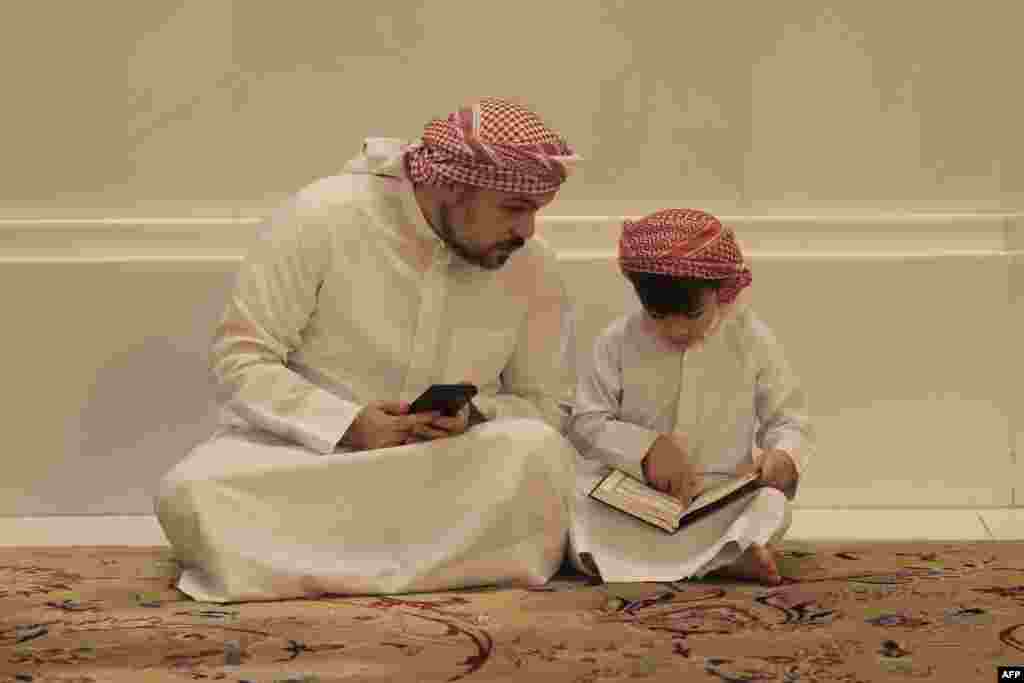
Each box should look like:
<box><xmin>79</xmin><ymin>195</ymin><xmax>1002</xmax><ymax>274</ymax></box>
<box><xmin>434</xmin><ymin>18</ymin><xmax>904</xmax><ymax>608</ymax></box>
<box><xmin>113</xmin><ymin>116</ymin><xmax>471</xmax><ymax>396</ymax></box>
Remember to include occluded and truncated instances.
<box><xmin>566</xmin><ymin>304</ymin><xmax>815</xmax><ymax>582</ymax></box>
<box><xmin>155</xmin><ymin>138</ymin><xmax>578</xmax><ymax>603</ymax></box>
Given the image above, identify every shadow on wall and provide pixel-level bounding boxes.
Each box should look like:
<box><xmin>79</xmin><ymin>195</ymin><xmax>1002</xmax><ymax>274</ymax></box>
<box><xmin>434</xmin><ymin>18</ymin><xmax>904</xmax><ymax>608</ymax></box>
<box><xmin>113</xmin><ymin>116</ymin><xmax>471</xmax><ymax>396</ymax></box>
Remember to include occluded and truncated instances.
<box><xmin>75</xmin><ymin>334</ymin><xmax>225</xmax><ymax>515</ymax></box>
<box><xmin>43</xmin><ymin>265</ymin><xmax>242</xmax><ymax>517</ymax></box>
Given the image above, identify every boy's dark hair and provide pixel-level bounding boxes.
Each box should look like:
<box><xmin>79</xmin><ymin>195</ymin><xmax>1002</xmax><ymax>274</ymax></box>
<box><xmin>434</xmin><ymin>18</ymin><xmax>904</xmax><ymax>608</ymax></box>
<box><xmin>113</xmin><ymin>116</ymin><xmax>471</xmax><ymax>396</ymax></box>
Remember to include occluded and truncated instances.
<box><xmin>624</xmin><ymin>271</ymin><xmax>722</xmax><ymax>319</ymax></box>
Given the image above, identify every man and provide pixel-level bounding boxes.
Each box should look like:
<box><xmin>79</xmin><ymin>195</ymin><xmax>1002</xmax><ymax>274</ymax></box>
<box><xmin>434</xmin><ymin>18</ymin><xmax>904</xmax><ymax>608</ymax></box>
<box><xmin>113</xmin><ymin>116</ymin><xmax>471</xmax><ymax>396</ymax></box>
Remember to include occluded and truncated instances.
<box><xmin>155</xmin><ymin>97</ymin><xmax>583</xmax><ymax>603</ymax></box>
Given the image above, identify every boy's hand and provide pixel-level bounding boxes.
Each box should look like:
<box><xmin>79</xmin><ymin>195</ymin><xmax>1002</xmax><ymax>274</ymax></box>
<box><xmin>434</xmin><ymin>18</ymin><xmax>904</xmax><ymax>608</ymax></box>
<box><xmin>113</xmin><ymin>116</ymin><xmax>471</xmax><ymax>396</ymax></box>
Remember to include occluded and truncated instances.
<box><xmin>750</xmin><ymin>449</ymin><xmax>798</xmax><ymax>493</ymax></box>
<box><xmin>642</xmin><ymin>433</ymin><xmax>700</xmax><ymax>506</ymax></box>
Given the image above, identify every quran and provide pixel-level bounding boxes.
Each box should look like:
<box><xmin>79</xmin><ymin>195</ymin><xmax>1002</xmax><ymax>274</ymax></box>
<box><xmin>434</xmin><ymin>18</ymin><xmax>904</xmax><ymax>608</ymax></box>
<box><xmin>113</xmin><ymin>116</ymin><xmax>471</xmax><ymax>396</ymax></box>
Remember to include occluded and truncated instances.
<box><xmin>588</xmin><ymin>469</ymin><xmax>762</xmax><ymax>533</ymax></box>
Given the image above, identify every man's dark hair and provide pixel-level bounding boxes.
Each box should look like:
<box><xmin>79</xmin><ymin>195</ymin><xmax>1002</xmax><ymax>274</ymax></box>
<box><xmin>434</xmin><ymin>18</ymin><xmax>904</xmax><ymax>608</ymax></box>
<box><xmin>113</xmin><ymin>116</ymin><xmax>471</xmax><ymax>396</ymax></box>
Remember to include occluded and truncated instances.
<box><xmin>624</xmin><ymin>271</ymin><xmax>722</xmax><ymax>319</ymax></box>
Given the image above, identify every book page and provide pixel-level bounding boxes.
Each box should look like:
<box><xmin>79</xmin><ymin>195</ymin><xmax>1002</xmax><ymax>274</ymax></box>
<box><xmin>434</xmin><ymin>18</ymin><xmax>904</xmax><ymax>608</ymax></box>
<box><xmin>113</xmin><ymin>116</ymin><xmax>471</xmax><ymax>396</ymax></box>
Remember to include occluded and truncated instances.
<box><xmin>682</xmin><ymin>472</ymin><xmax>760</xmax><ymax>515</ymax></box>
<box><xmin>591</xmin><ymin>469</ymin><xmax>761</xmax><ymax>532</ymax></box>
<box><xmin>592</xmin><ymin>470</ymin><xmax>684</xmax><ymax>522</ymax></box>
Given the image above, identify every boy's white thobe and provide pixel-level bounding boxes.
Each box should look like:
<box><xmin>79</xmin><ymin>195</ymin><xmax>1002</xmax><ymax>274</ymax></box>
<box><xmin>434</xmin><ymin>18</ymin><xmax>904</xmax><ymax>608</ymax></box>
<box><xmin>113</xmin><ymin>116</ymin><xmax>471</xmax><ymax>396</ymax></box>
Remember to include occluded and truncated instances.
<box><xmin>155</xmin><ymin>138</ymin><xmax>578</xmax><ymax>603</ymax></box>
<box><xmin>566</xmin><ymin>304</ymin><xmax>815</xmax><ymax>582</ymax></box>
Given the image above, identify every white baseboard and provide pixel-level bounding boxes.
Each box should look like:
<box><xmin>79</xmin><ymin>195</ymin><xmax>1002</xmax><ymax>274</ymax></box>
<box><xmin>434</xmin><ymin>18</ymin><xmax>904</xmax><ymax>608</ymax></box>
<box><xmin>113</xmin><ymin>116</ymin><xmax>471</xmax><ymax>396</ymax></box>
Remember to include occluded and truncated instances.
<box><xmin>2</xmin><ymin>511</ymin><xmax>1020</xmax><ymax>547</ymax></box>
<box><xmin>0</xmin><ymin>516</ymin><xmax>171</xmax><ymax>547</ymax></box>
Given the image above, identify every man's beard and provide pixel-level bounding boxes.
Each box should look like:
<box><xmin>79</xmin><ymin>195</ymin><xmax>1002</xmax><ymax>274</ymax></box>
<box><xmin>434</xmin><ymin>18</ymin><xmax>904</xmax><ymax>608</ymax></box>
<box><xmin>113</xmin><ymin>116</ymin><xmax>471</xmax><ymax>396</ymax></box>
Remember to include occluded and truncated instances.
<box><xmin>436</xmin><ymin>204</ymin><xmax>525</xmax><ymax>270</ymax></box>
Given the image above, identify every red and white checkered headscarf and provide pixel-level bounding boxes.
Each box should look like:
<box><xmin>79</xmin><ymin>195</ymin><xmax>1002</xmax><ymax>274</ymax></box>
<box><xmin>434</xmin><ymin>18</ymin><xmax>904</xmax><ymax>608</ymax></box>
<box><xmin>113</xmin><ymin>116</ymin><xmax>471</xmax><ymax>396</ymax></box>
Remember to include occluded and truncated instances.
<box><xmin>404</xmin><ymin>97</ymin><xmax>581</xmax><ymax>195</ymax></box>
<box><xmin>619</xmin><ymin>208</ymin><xmax>752</xmax><ymax>305</ymax></box>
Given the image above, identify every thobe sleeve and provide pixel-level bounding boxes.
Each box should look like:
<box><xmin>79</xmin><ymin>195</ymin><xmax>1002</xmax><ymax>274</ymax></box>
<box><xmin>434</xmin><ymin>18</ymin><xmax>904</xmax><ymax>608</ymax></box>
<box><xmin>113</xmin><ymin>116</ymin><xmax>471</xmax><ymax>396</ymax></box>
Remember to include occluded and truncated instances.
<box><xmin>566</xmin><ymin>324</ymin><xmax>660</xmax><ymax>481</ymax></box>
<box><xmin>752</xmin><ymin>317</ymin><xmax>816</xmax><ymax>484</ymax></box>
<box><xmin>210</xmin><ymin>197</ymin><xmax>362</xmax><ymax>454</ymax></box>
<box><xmin>471</xmin><ymin>246</ymin><xmax>576</xmax><ymax>433</ymax></box>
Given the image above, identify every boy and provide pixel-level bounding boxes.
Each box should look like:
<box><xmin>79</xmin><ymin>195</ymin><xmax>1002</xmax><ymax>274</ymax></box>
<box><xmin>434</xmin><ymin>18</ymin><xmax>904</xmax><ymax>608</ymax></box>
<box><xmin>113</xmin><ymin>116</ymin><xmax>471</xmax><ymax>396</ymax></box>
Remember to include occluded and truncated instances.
<box><xmin>566</xmin><ymin>208</ymin><xmax>815</xmax><ymax>585</ymax></box>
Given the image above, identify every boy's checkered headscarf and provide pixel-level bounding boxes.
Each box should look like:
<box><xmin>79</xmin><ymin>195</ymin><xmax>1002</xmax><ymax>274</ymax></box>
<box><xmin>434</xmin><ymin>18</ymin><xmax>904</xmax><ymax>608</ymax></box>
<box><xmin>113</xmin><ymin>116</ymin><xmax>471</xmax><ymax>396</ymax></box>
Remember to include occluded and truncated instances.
<box><xmin>619</xmin><ymin>208</ymin><xmax>752</xmax><ymax>304</ymax></box>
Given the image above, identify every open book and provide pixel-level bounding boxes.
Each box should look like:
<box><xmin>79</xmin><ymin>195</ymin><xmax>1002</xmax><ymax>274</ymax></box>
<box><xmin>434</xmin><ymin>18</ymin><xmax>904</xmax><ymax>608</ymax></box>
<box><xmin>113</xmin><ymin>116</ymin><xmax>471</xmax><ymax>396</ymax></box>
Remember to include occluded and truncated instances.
<box><xmin>588</xmin><ymin>469</ymin><xmax>762</xmax><ymax>533</ymax></box>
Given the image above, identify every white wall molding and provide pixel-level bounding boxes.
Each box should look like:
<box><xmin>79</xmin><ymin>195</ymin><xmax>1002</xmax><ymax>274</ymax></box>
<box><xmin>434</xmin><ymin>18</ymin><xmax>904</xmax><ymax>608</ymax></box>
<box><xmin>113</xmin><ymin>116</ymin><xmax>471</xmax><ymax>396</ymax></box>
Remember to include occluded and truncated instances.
<box><xmin>559</xmin><ymin>250</ymin><xmax>1018</xmax><ymax>263</ymax></box>
<box><xmin>1</xmin><ymin>212</ymin><xmax>1019</xmax><ymax>261</ymax></box>
<box><xmin>538</xmin><ymin>213</ymin><xmax>1019</xmax><ymax>255</ymax></box>
<box><xmin>0</xmin><ymin>217</ymin><xmax>261</xmax><ymax>260</ymax></box>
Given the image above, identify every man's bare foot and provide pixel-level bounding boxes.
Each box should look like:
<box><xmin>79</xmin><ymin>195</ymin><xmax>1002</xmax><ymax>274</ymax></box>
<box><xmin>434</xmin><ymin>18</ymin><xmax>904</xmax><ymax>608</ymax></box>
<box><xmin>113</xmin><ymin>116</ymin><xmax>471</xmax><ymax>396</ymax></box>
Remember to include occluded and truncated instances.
<box><xmin>712</xmin><ymin>543</ymin><xmax>782</xmax><ymax>586</ymax></box>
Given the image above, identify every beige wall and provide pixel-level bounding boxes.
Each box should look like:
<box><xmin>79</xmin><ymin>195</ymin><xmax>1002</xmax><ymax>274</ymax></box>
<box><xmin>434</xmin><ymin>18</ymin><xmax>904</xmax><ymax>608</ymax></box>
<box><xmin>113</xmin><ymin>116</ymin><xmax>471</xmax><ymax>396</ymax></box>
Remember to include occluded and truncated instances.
<box><xmin>0</xmin><ymin>3</ymin><xmax>1020</xmax><ymax>517</ymax></box>
<box><xmin>2</xmin><ymin>1</ymin><xmax>1020</xmax><ymax>215</ymax></box>
<box><xmin>0</xmin><ymin>213</ymin><xmax>1020</xmax><ymax>515</ymax></box>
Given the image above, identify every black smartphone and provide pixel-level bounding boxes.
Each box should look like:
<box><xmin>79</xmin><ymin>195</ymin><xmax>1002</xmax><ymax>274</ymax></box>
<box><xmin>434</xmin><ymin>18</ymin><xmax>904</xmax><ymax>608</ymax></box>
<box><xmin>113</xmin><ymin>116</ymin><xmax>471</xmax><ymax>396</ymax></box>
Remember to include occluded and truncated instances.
<box><xmin>408</xmin><ymin>383</ymin><xmax>478</xmax><ymax>417</ymax></box>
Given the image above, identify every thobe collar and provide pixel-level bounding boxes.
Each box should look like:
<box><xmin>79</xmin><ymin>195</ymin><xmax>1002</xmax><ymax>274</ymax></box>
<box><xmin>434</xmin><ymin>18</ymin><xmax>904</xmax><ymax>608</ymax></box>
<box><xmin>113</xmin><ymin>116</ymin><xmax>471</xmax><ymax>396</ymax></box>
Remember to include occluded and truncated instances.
<box><xmin>343</xmin><ymin>137</ymin><xmax>517</xmax><ymax>277</ymax></box>
<box><xmin>397</xmin><ymin>173</ymin><xmax>451</xmax><ymax>258</ymax></box>
<box><xmin>343</xmin><ymin>137</ymin><xmax>452</xmax><ymax>262</ymax></box>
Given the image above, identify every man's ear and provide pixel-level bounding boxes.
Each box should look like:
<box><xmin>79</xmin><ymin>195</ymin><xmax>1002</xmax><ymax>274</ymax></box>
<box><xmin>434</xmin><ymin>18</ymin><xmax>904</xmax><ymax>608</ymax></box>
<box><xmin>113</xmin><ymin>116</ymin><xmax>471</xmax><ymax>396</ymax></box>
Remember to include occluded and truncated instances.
<box><xmin>419</xmin><ymin>182</ymin><xmax>477</xmax><ymax>218</ymax></box>
<box><xmin>431</xmin><ymin>183</ymin><xmax>454</xmax><ymax>204</ymax></box>
<box><xmin>448</xmin><ymin>183</ymin><xmax>481</xmax><ymax>208</ymax></box>
<box><xmin>415</xmin><ymin>182</ymin><xmax>465</xmax><ymax>218</ymax></box>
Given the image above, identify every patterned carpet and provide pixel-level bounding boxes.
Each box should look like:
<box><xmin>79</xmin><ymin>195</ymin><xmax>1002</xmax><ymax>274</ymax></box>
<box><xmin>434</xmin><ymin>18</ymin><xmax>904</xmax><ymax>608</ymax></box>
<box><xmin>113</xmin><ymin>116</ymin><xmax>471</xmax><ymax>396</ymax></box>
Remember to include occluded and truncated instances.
<box><xmin>2</xmin><ymin>541</ymin><xmax>1023</xmax><ymax>682</ymax></box>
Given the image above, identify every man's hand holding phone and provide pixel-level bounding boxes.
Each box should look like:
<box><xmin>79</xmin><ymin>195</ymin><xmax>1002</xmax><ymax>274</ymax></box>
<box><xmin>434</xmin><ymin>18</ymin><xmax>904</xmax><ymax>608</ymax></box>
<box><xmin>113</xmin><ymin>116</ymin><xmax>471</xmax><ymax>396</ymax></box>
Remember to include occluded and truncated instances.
<box><xmin>406</xmin><ymin>402</ymin><xmax>472</xmax><ymax>443</ymax></box>
<box><xmin>403</xmin><ymin>382</ymin><xmax>479</xmax><ymax>444</ymax></box>
<box><xmin>340</xmin><ymin>401</ymin><xmax>441</xmax><ymax>451</ymax></box>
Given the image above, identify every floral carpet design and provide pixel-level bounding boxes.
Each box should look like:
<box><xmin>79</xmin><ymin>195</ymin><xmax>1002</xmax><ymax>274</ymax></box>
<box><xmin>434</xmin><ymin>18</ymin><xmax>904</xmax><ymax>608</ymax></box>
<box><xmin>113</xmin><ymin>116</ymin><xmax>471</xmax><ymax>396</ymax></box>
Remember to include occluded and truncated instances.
<box><xmin>2</xmin><ymin>541</ymin><xmax>1023</xmax><ymax>682</ymax></box>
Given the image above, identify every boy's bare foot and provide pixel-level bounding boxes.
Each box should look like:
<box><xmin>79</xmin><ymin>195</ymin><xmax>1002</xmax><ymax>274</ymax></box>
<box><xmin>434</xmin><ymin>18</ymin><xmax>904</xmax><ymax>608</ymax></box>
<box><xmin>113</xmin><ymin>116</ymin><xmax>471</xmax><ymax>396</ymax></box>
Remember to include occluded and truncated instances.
<box><xmin>712</xmin><ymin>543</ymin><xmax>782</xmax><ymax>586</ymax></box>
